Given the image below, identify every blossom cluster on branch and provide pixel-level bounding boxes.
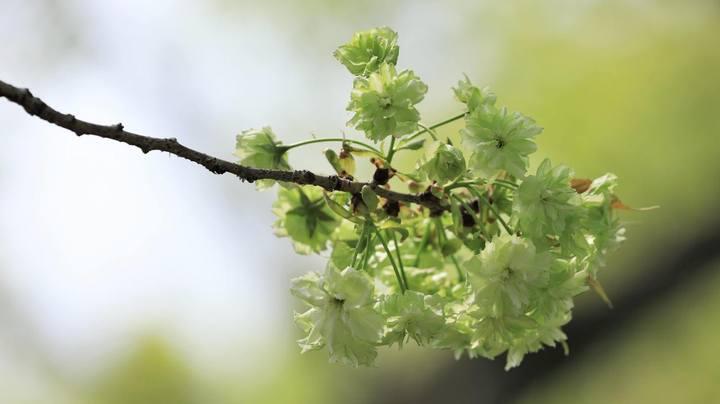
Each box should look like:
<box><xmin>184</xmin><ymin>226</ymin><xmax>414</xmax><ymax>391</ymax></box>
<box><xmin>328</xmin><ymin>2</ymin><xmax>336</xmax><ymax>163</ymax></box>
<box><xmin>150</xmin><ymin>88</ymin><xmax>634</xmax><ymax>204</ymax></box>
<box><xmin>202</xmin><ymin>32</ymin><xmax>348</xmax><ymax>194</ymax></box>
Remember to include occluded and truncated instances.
<box><xmin>232</xmin><ymin>27</ymin><xmax>637</xmax><ymax>369</ymax></box>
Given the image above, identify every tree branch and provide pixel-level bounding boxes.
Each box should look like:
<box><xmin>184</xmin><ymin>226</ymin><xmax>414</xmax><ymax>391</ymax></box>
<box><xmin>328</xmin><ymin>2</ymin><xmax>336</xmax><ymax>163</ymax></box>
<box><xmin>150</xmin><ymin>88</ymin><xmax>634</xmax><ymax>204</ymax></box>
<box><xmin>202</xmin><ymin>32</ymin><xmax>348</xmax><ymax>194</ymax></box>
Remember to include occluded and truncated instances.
<box><xmin>0</xmin><ymin>79</ymin><xmax>446</xmax><ymax>211</ymax></box>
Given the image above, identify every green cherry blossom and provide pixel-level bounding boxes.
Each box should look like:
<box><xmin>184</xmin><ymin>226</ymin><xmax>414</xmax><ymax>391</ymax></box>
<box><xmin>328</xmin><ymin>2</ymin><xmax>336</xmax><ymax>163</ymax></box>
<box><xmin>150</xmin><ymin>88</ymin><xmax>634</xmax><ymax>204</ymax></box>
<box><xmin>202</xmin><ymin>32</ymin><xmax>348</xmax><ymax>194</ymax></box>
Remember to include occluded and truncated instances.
<box><xmin>513</xmin><ymin>159</ymin><xmax>583</xmax><ymax>248</ymax></box>
<box><xmin>381</xmin><ymin>290</ymin><xmax>445</xmax><ymax>347</ymax></box>
<box><xmin>464</xmin><ymin>234</ymin><xmax>551</xmax><ymax>318</ymax></box>
<box><xmin>347</xmin><ymin>63</ymin><xmax>428</xmax><ymax>141</ymax></box>
<box><xmin>334</xmin><ymin>27</ymin><xmax>400</xmax><ymax>77</ymax></box>
<box><xmin>461</xmin><ymin>106</ymin><xmax>541</xmax><ymax>178</ymax></box>
<box><xmin>234</xmin><ymin>127</ymin><xmax>290</xmax><ymax>190</ymax></box>
<box><xmin>291</xmin><ymin>266</ymin><xmax>385</xmax><ymax>367</ymax></box>
<box><xmin>273</xmin><ymin>186</ymin><xmax>340</xmax><ymax>254</ymax></box>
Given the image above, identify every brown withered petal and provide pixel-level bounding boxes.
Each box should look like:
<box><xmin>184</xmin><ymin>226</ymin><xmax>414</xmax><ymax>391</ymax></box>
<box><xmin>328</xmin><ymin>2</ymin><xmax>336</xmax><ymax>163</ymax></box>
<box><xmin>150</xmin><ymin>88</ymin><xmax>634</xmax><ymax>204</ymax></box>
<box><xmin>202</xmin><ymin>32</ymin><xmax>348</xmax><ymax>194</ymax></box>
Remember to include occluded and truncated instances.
<box><xmin>571</xmin><ymin>178</ymin><xmax>592</xmax><ymax>194</ymax></box>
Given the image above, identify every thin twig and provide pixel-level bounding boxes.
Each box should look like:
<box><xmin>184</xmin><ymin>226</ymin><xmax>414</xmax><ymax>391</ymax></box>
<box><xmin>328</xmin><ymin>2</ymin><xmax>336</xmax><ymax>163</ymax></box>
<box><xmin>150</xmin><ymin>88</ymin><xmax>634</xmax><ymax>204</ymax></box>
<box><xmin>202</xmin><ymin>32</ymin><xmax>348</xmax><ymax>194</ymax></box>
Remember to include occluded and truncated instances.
<box><xmin>0</xmin><ymin>79</ymin><xmax>447</xmax><ymax>211</ymax></box>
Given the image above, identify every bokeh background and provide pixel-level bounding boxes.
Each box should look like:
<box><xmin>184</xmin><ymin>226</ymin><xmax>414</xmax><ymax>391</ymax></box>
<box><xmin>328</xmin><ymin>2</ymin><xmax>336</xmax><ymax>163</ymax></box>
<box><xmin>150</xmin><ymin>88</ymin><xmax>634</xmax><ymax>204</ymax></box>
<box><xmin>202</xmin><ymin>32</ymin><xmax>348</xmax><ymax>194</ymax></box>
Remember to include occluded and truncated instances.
<box><xmin>1</xmin><ymin>0</ymin><xmax>719</xmax><ymax>403</ymax></box>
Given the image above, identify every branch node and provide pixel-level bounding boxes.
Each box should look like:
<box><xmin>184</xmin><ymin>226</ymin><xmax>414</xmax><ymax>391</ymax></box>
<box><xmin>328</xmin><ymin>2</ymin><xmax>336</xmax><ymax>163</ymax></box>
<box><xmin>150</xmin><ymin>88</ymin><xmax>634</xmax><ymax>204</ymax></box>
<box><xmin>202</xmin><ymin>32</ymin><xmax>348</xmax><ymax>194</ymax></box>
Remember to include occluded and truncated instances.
<box><xmin>328</xmin><ymin>175</ymin><xmax>342</xmax><ymax>191</ymax></box>
<box><xmin>114</xmin><ymin>123</ymin><xmax>124</xmax><ymax>132</ymax></box>
<box><xmin>299</xmin><ymin>170</ymin><xmax>316</xmax><ymax>184</ymax></box>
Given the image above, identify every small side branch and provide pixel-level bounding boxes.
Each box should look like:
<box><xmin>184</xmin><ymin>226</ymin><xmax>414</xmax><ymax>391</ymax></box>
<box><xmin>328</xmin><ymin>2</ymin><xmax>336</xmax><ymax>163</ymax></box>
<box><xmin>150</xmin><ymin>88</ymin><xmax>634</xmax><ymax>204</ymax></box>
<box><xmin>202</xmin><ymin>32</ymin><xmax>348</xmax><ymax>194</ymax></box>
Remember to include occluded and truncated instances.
<box><xmin>0</xmin><ymin>79</ymin><xmax>446</xmax><ymax>212</ymax></box>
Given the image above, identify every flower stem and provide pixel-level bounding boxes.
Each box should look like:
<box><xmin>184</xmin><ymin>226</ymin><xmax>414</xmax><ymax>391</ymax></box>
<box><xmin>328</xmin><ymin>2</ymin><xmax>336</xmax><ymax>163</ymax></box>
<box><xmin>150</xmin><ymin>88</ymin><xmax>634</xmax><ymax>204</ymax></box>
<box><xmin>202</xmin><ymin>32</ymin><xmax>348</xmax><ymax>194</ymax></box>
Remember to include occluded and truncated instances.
<box><xmin>466</xmin><ymin>187</ymin><xmax>514</xmax><ymax>235</ymax></box>
<box><xmin>413</xmin><ymin>227</ymin><xmax>431</xmax><ymax>267</ymax></box>
<box><xmin>283</xmin><ymin>137</ymin><xmax>384</xmax><ymax>157</ymax></box>
<box><xmin>405</xmin><ymin>112</ymin><xmax>465</xmax><ymax>143</ymax></box>
<box><xmin>374</xmin><ymin>226</ymin><xmax>406</xmax><ymax>293</ymax></box>
<box><xmin>390</xmin><ymin>230</ymin><xmax>409</xmax><ymax>290</ymax></box>
<box><xmin>361</xmin><ymin>234</ymin><xmax>375</xmax><ymax>271</ymax></box>
<box><xmin>386</xmin><ymin>136</ymin><xmax>397</xmax><ymax>163</ymax></box>
<box><xmin>351</xmin><ymin>221</ymin><xmax>370</xmax><ymax>268</ymax></box>
<box><xmin>492</xmin><ymin>179</ymin><xmax>518</xmax><ymax>190</ymax></box>
<box><xmin>434</xmin><ymin>217</ymin><xmax>464</xmax><ymax>281</ymax></box>
<box><xmin>417</xmin><ymin>123</ymin><xmax>438</xmax><ymax>141</ymax></box>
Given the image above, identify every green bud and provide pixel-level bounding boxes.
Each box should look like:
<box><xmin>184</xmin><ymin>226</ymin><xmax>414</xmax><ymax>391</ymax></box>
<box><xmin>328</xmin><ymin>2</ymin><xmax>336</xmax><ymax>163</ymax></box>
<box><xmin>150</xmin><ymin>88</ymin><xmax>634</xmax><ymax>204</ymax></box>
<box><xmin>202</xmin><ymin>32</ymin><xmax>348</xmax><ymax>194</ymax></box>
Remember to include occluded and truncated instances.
<box><xmin>419</xmin><ymin>142</ymin><xmax>466</xmax><ymax>184</ymax></box>
<box><xmin>453</xmin><ymin>74</ymin><xmax>496</xmax><ymax>113</ymax></box>
<box><xmin>324</xmin><ymin>148</ymin><xmax>343</xmax><ymax>174</ymax></box>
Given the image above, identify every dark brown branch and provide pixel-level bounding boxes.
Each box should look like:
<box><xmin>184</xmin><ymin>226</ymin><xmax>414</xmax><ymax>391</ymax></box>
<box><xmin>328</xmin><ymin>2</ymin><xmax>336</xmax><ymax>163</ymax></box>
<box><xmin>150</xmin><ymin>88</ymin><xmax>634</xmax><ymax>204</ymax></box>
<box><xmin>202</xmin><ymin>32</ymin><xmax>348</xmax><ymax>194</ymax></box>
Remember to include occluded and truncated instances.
<box><xmin>0</xmin><ymin>79</ymin><xmax>446</xmax><ymax>211</ymax></box>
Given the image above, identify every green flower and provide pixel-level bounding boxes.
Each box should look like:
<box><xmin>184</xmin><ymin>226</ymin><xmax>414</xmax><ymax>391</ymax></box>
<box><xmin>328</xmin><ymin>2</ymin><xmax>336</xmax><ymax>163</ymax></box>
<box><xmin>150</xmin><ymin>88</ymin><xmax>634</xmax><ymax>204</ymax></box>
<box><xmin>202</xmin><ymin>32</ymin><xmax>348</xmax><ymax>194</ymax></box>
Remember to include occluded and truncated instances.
<box><xmin>530</xmin><ymin>258</ymin><xmax>588</xmax><ymax>318</ymax></box>
<box><xmin>513</xmin><ymin>159</ymin><xmax>583</xmax><ymax>246</ymax></box>
<box><xmin>464</xmin><ymin>234</ymin><xmax>551</xmax><ymax>318</ymax></box>
<box><xmin>582</xmin><ymin>174</ymin><xmax>626</xmax><ymax>269</ymax></box>
<box><xmin>461</xmin><ymin>107</ymin><xmax>541</xmax><ymax>177</ymax></box>
<box><xmin>418</xmin><ymin>142</ymin><xmax>467</xmax><ymax>184</ymax></box>
<box><xmin>291</xmin><ymin>266</ymin><xmax>385</xmax><ymax>367</ymax></box>
<box><xmin>334</xmin><ymin>27</ymin><xmax>400</xmax><ymax>77</ymax></box>
<box><xmin>347</xmin><ymin>63</ymin><xmax>428</xmax><ymax>141</ymax></box>
<box><xmin>234</xmin><ymin>127</ymin><xmax>290</xmax><ymax>190</ymax></box>
<box><xmin>273</xmin><ymin>186</ymin><xmax>340</xmax><ymax>254</ymax></box>
<box><xmin>429</xmin><ymin>285</ymin><xmax>477</xmax><ymax>359</ymax></box>
<box><xmin>381</xmin><ymin>290</ymin><xmax>445</xmax><ymax>347</ymax></box>
<box><xmin>504</xmin><ymin>312</ymin><xmax>570</xmax><ymax>370</ymax></box>
<box><xmin>453</xmin><ymin>75</ymin><xmax>496</xmax><ymax>113</ymax></box>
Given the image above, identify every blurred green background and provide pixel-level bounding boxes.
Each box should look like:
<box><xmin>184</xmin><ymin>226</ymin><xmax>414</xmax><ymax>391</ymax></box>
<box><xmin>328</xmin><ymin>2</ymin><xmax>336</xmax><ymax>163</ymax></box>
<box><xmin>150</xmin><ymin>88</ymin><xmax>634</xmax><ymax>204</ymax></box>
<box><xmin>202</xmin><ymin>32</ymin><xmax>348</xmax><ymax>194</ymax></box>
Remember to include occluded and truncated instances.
<box><xmin>0</xmin><ymin>0</ymin><xmax>718</xmax><ymax>403</ymax></box>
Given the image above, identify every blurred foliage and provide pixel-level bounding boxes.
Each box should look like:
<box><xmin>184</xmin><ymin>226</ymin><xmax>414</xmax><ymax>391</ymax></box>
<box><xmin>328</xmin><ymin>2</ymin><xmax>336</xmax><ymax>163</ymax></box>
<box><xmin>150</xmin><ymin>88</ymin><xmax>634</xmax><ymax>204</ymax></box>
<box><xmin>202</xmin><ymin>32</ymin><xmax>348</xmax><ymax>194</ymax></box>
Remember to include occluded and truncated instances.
<box><xmin>518</xmin><ymin>259</ymin><xmax>720</xmax><ymax>404</ymax></box>
<box><xmin>92</xmin><ymin>336</ymin><xmax>199</xmax><ymax>404</ymax></box>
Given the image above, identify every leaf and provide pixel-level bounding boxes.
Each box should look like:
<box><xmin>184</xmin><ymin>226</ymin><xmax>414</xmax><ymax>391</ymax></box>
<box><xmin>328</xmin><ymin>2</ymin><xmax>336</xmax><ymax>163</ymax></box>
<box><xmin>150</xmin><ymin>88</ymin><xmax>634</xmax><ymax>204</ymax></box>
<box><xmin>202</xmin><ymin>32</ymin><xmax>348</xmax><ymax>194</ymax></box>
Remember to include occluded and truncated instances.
<box><xmin>378</xmin><ymin>222</ymin><xmax>410</xmax><ymax>241</ymax></box>
<box><xmin>361</xmin><ymin>185</ymin><xmax>379</xmax><ymax>211</ymax></box>
<box><xmin>331</xmin><ymin>241</ymin><xmax>355</xmax><ymax>269</ymax></box>
<box><xmin>324</xmin><ymin>193</ymin><xmax>363</xmax><ymax>224</ymax></box>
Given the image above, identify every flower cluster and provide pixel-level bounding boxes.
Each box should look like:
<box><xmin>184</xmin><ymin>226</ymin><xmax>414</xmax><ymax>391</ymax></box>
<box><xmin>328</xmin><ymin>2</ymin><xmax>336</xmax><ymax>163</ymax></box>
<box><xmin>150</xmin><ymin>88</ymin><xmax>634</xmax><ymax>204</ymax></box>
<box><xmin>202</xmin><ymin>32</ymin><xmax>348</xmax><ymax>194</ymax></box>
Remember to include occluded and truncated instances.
<box><xmin>232</xmin><ymin>27</ymin><xmax>641</xmax><ymax>369</ymax></box>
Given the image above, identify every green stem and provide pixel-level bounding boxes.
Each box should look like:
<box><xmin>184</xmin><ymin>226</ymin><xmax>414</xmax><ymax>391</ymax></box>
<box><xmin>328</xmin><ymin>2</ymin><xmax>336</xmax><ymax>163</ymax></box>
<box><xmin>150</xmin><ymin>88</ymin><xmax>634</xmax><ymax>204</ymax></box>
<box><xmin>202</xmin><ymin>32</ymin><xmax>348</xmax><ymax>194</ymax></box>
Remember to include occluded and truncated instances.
<box><xmin>283</xmin><ymin>137</ymin><xmax>383</xmax><ymax>156</ymax></box>
<box><xmin>492</xmin><ymin>179</ymin><xmax>518</xmax><ymax>190</ymax></box>
<box><xmin>417</xmin><ymin>123</ymin><xmax>438</xmax><ymax>141</ymax></box>
<box><xmin>405</xmin><ymin>112</ymin><xmax>465</xmax><ymax>143</ymax></box>
<box><xmin>413</xmin><ymin>228</ymin><xmax>431</xmax><ymax>267</ymax></box>
<box><xmin>449</xmin><ymin>255</ymin><xmax>465</xmax><ymax>282</ymax></box>
<box><xmin>374</xmin><ymin>226</ymin><xmax>406</xmax><ymax>293</ymax></box>
<box><xmin>386</xmin><ymin>136</ymin><xmax>397</xmax><ymax>163</ymax></box>
<box><xmin>434</xmin><ymin>217</ymin><xmax>465</xmax><ymax>281</ymax></box>
<box><xmin>445</xmin><ymin>179</ymin><xmax>484</xmax><ymax>192</ymax></box>
<box><xmin>351</xmin><ymin>222</ymin><xmax>369</xmax><ymax>268</ymax></box>
<box><xmin>389</xmin><ymin>230</ymin><xmax>409</xmax><ymax>290</ymax></box>
<box><xmin>361</xmin><ymin>234</ymin><xmax>375</xmax><ymax>271</ymax></box>
<box><xmin>467</xmin><ymin>187</ymin><xmax>513</xmax><ymax>235</ymax></box>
